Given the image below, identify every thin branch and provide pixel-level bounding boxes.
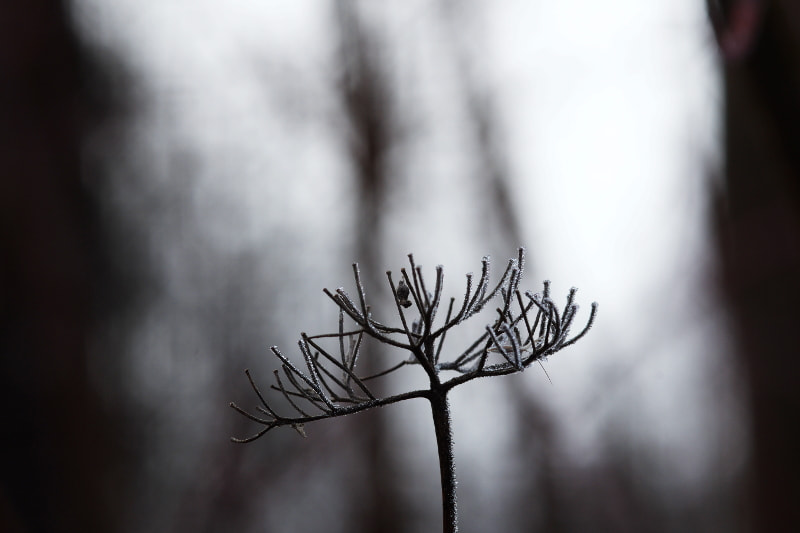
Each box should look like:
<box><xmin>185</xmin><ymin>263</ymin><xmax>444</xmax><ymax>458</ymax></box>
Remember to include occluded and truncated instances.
<box><xmin>387</xmin><ymin>270</ymin><xmax>419</xmax><ymax>347</ymax></box>
<box><xmin>416</xmin><ymin>265</ymin><xmax>432</xmax><ymax>312</ymax></box>
<box><xmin>428</xmin><ymin>265</ymin><xmax>445</xmax><ymax>327</ymax></box>
<box><xmin>230</xmin><ymin>424</ymin><xmax>273</xmax><ymax>444</ymax></box>
<box><xmin>304</xmin><ymin>334</ymin><xmax>376</xmax><ymax>400</ymax></box>
<box><xmin>306</xmin><ymin>329</ymin><xmax>366</xmax><ymax>341</ymax></box>
<box><xmin>351</xmin><ymin>263</ymin><xmax>373</xmax><ymax>334</ymax></box>
<box><xmin>299</xmin><ymin>338</ymin><xmax>336</xmax><ymax>411</ymax></box>
<box><xmin>560</xmin><ymin>301</ymin><xmax>599</xmax><ymax>349</ymax></box>
<box><xmin>273</xmin><ymin>369</ymin><xmax>313</xmax><ymax>418</ymax></box>
<box><xmin>270</xmin><ymin>346</ymin><xmax>328</xmax><ymax>408</ymax></box>
<box><xmin>407</xmin><ymin>254</ymin><xmax>424</xmax><ymax>311</ymax></box>
<box><xmin>230</xmin><ymin>401</ymin><xmax>273</xmax><ymax>425</ymax></box>
<box><xmin>401</xmin><ymin>268</ymin><xmax>424</xmax><ymax>320</ymax></box>
<box><xmin>464</xmin><ymin>256</ymin><xmax>491</xmax><ymax>318</ymax></box>
<box><xmin>231</xmin><ymin>388</ymin><xmax>432</xmax><ymax>443</ymax></box>
<box><xmin>244</xmin><ymin>369</ymin><xmax>278</xmax><ymax>419</ymax></box>
<box><xmin>279</xmin><ymin>365</ymin><xmax>328</xmax><ymax>413</ymax></box>
<box><xmin>323</xmin><ymin>287</ymin><xmax>413</xmax><ymax>350</ymax></box>
<box><xmin>435</xmin><ymin>298</ymin><xmax>455</xmax><ymax>364</ymax></box>
<box><xmin>447</xmin><ymin>272</ymin><xmax>473</xmax><ymax>327</ymax></box>
<box><xmin>362</xmin><ymin>360</ymin><xmax>410</xmax><ymax>381</ymax></box>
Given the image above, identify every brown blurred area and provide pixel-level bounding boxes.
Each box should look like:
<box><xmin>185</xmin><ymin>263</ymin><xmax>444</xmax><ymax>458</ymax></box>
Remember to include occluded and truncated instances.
<box><xmin>2</xmin><ymin>1</ymin><xmax>799</xmax><ymax>532</ymax></box>
<box><xmin>710</xmin><ymin>1</ymin><xmax>800</xmax><ymax>531</ymax></box>
<box><xmin>0</xmin><ymin>1</ymin><xmax>120</xmax><ymax>531</ymax></box>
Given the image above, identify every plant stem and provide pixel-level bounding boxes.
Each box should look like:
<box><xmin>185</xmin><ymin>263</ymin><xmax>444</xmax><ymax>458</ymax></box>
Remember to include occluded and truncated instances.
<box><xmin>430</xmin><ymin>389</ymin><xmax>458</xmax><ymax>533</ymax></box>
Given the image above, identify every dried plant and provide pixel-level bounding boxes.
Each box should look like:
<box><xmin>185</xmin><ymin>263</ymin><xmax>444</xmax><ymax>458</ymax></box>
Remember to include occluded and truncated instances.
<box><xmin>231</xmin><ymin>248</ymin><xmax>597</xmax><ymax>533</ymax></box>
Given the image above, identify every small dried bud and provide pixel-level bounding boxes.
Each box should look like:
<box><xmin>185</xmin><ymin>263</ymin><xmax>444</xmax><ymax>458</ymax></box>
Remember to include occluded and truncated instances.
<box><xmin>397</xmin><ymin>280</ymin><xmax>413</xmax><ymax>308</ymax></box>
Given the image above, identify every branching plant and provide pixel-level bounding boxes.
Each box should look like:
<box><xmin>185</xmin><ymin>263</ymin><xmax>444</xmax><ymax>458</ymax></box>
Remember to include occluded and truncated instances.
<box><xmin>231</xmin><ymin>248</ymin><xmax>597</xmax><ymax>533</ymax></box>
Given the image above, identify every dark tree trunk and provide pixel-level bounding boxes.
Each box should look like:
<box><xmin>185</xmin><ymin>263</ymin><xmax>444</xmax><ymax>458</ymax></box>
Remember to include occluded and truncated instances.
<box><xmin>711</xmin><ymin>1</ymin><xmax>800</xmax><ymax>531</ymax></box>
<box><xmin>0</xmin><ymin>2</ymin><xmax>119</xmax><ymax>531</ymax></box>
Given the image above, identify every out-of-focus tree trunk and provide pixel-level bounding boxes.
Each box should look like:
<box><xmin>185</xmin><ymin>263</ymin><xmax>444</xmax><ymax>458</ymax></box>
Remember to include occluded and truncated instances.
<box><xmin>710</xmin><ymin>1</ymin><xmax>800</xmax><ymax>531</ymax></box>
<box><xmin>334</xmin><ymin>3</ymin><xmax>408</xmax><ymax>532</ymax></box>
<box><xmin>0</xmin><ymin>2</ymin><xmax>120</xmax><ymax>532</ymax></box>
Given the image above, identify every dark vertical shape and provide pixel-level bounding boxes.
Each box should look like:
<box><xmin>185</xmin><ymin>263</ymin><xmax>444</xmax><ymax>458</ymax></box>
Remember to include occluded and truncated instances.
<box><xmin>710</xmin><ymin>1</ymin><xmax>800</xmax><ymax>531</ymax></box>
<box><xmin>438</xmin><ymin>1</ymin><xmax>524</xmax><ymax>247</ymax></box>
<box><xmin>337</xmin><ymin>5</ymin><xmax>390</xmax><ymax>260</ymax></box>
<box><xmin>0</xmin><ymin>2</ymin><xmax>120</xmax><ymax>531</ymax></box>
<box><xmin>508</xmin><ymin>392</ymin><xmax>567</xmax><ymax>533</ymax></box>
<box><xmin>334</xmin><ymin>3</ymin><xmax>404</xmax><ymax>532</ymax></box>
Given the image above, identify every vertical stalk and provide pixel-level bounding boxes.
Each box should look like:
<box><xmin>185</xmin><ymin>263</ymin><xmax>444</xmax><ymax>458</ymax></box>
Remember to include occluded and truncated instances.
<box><xmin>430</xmin><ymin>389</ymin><xmax>458</xmax><ymax>533</ymax></box>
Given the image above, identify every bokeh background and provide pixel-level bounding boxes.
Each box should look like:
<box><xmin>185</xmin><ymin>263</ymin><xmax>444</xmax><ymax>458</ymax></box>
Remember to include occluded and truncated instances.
<box><xmin>3</xmin><ymin>1</ymin><xmax>798</xmax><ymax>532</ymax></box>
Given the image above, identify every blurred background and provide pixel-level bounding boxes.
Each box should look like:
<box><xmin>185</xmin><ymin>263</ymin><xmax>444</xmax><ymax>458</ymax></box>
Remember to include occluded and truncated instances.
<box><xmin>2</xmin><ymin>0</ymin><xmax>798</xmax><ymax>531</ymax></box>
